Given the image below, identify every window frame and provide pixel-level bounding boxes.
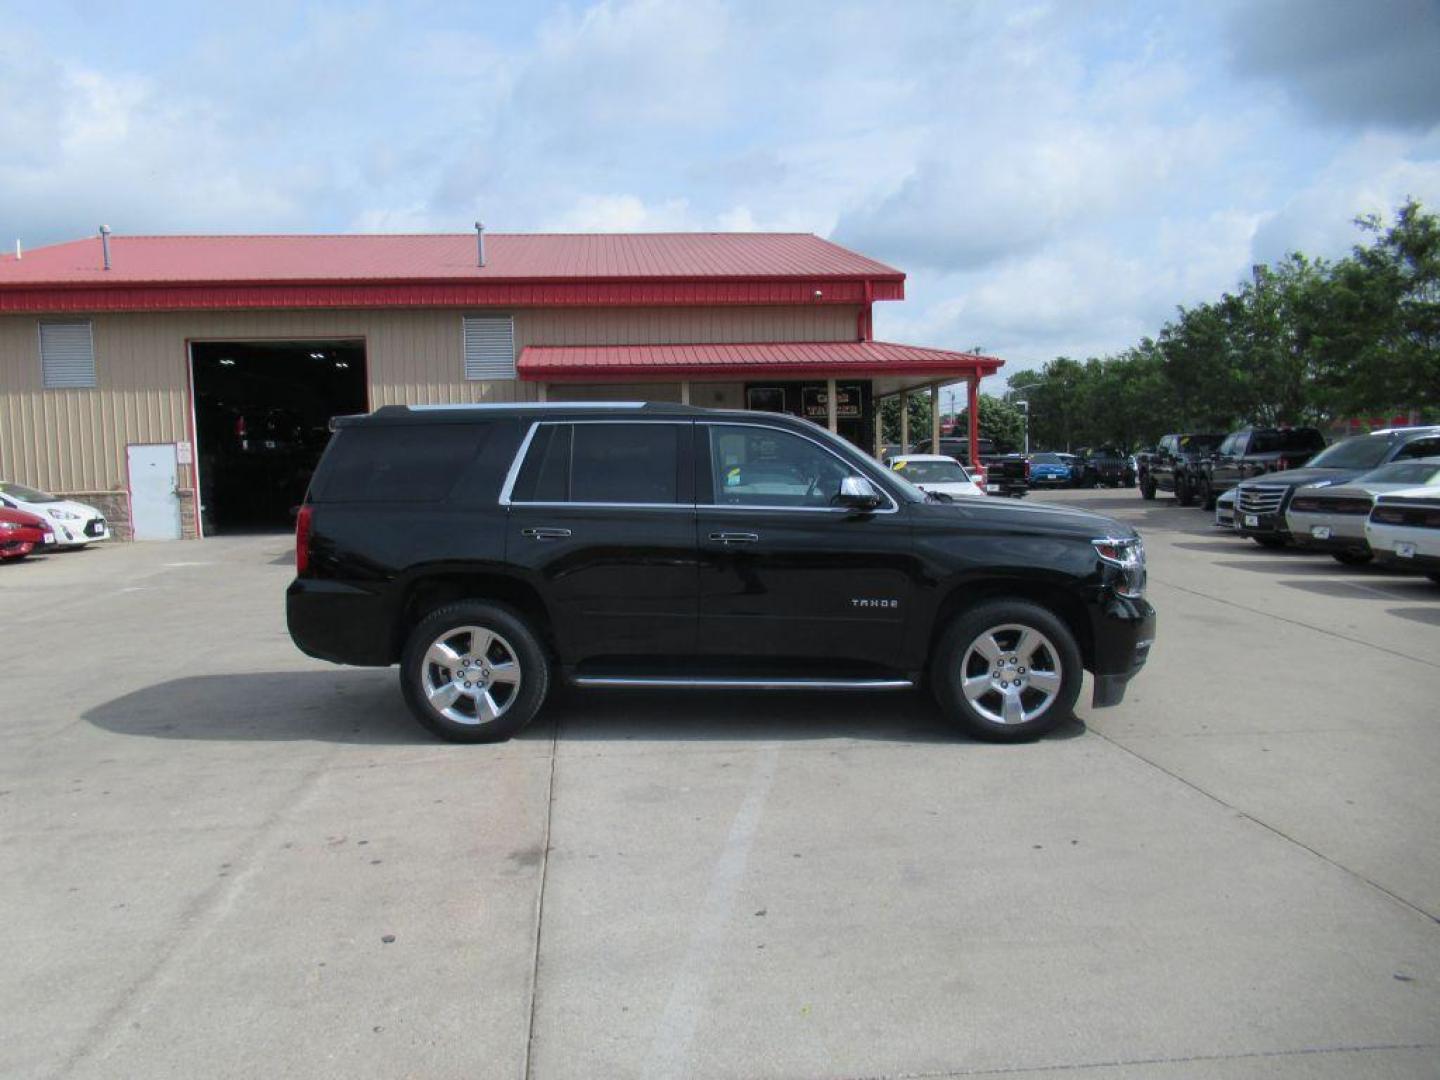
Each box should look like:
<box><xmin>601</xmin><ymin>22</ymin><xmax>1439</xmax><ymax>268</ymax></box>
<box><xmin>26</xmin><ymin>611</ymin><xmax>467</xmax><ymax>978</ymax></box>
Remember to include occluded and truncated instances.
<box><xmin>499</xmin><ymin>419</ymin><xmax>693</xmax><ymax>509</ymax></box>
<box><xmin>696</xmin><ymin>420</ymin><xmax>900</xmax><ymax>514</ymax></box>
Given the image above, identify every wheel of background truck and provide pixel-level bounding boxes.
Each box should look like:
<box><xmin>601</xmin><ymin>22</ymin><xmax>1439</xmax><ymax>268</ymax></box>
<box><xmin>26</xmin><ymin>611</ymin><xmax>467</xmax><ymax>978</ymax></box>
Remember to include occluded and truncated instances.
<box><xmin>1252</xmin><ymin>535</ymin><xmax>1287</xmax><ymax>549</ymax></box>
<box><xmin>1332</xmin><ymin>550</ymin><xmax>1373</xmax><ymax>566</ymax></box>
<box><xmin>1140</xmin><ymin>478</ymin><xmax>1157</xmax><ymax>500</ymax></box>
<box><xmin>1198</xmin><ymin>477</ymin><xmax>1216</xmax><ymax>511</ymax></box>
<box><xmin>1427</xmin><ymin>572</ymin><xmax>1440</xmax><ymax>585</ymax></box>
<box><xmin>930</xmin><ymin>600</ymin><xmax>1082</xmax><ymax>743</ymax></box>
<box><xmin>1175</xmin><ymin>475</ymin><xmax>1195</xmax><ymax>506</ymax></box>
<box><xmin>400</xmin><ymin>601</ymin><xmax>550</xmax><ymax>743</ymax></box>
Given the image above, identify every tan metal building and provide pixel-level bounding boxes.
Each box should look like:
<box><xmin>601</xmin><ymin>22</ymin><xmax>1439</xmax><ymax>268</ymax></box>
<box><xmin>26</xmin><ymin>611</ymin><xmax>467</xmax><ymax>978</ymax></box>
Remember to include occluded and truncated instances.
<box><xmin>0</xmin><ymin>232</ymin><xmax>999</xmax><ymax>539</ymax></box>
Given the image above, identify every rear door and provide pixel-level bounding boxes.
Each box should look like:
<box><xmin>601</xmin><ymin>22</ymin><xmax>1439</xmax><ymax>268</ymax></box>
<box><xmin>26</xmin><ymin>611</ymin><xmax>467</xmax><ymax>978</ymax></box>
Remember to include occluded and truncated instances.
<box><xmin>694</xmin><ymin>421</ymin><xmax>916</xmax><ymax>673</ymax></box>
<box><xmin>503</xmin><ymin>420</ymin><xmax>697</xmax><ymax>664</ymax></box>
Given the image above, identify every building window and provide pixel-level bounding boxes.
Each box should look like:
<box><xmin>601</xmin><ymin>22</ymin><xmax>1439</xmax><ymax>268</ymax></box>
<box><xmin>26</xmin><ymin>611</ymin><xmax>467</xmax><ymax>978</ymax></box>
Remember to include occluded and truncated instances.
<box><xmin>462</xmin><ymin>315</ymin><xmax>515</xmax><ymax>381</ymax></box>
<box><xmin>39</xmin><ymin>321</ymin><xmax>97</xmax><ymax>388</ymax></box>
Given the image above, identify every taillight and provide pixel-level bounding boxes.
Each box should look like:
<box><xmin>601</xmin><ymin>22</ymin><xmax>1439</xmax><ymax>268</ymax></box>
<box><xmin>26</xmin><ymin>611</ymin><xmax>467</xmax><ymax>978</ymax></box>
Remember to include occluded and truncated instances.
<box><xmin>1276</xmin><ymin>457</ymin><xmax>1289</xmax><ymax>471</ymax></box>
<box><xmin>295</xmin><ymin>504</ymin><xmax>313</xmax><ymax>575</ymax></box>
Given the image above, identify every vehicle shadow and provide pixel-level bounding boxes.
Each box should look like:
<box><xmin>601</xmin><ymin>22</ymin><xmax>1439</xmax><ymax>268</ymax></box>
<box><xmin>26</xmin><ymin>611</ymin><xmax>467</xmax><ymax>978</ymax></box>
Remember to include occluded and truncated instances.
<box><xmin>83</xmin><ymin>670</ymin><xmax>431</xmax><ymax>745</ymax></box>
<box><xmin>1388</xmin><ymin>606</ymin><xmax>1440</xmax><ymax>627</ymax></box>
<box><xmin>531</xmin><ymin>689</ymin><xmax>1088</xmax><ymax>745</ymax></box>
<box><xmin>82</xmin><ymin>671</ymin><xmax>1087</xmax><ymax>746</ymax></box>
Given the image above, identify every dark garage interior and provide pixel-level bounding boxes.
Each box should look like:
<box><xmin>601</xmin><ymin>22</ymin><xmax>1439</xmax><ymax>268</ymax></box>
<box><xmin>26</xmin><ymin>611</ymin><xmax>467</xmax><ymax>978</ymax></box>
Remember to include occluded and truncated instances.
<box><xmin>191</xmin><ymin>340</ymin><xmax>369</xmax><ymax>534</ymax></box>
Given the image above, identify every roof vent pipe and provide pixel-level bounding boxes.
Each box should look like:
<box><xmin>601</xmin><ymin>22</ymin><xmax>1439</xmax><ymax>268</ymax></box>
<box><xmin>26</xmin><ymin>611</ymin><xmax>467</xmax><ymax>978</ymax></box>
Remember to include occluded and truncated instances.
<box><xmin>475</xmin><ymin>221</ymin><xmax>485</xmax><ymax>268</ymax></box>
<box><xmin>14</xmin><ymin>239</ymin><xmax>20</xmax><ymax>260</ymax></box>
<box><xmin>99</xmin><ymin>225</ymin><xmax>112</xmax><ymax>270</ymax></box>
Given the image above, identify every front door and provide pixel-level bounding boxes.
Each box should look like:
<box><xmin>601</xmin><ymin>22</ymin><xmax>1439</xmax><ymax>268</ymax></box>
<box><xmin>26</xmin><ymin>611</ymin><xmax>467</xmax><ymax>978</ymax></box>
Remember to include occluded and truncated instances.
<box><xmin>504</xmin><ymin>420</ymin><xmax>697</xmax><ymax>665</ymax></box>
<box><xmin>127</xmin><ymin>443</ymin><xmax>181</xmax><ymax>540</ymax></box>
<box><xmin>694</xmin><ymin>421</ymin><xmax>916</xmax><ymax>673</ymax></box>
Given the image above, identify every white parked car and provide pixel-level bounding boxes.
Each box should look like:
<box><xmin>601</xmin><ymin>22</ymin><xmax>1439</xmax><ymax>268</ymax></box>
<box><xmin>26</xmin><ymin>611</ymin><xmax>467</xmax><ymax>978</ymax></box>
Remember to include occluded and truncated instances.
<box><xmin>889</xmin><ymin>454</ymin><xmax>986</xmax><ymax>499</ymax></box>
<box><xmin>1365</xmin><ymin>485</ymin><xmax>1440</xmax><ymax>584</ymax></box>
<box><xmin>1215</xmin><ymin>488</ymin><xmax>1238</xmax><ymax>530</ymax></box>
<box><xmin>0</xmin><ymin>481</ymin><xmax>110</xmax><ymax>547</ymax></box>
<box><xmin>1286</xmin><ymin>457</ymin><xmax>1440</xmax><ymax>565</ymax></box>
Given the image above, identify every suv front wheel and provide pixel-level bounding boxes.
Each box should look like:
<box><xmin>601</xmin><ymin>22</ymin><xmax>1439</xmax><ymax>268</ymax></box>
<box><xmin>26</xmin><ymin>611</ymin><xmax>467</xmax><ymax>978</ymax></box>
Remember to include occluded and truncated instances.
<box><xmin>400</xmin><ymin>601</ymin><xmax>550</xmax><ymax>743</ymax></box>
<box><xmin>931</xmin><ymin>600</ymin><xmax>1083</xmax><ymax>742</ymax></box>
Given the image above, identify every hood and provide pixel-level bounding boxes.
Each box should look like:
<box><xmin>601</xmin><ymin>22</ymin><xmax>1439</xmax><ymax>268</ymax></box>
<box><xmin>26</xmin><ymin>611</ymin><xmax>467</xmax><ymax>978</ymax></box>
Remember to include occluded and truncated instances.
<box><xmin>1243</xmin><ymin>467</ymin><xmax>1357</xmax><ymax>490</ymax></box>
<box><xmin>911</xmin><ymin>495</ymin><xmax>1136</xmax><ymax>540</ymax></box>
<box><xmin>1307</xmin><ymin>480</ymin><xmax>1437</xmax><ymax>500</ymax></box>
<box><xmin>0</xmin><ymin>506</ymin><xmax>51</xmax><ymax>528</ymax></box>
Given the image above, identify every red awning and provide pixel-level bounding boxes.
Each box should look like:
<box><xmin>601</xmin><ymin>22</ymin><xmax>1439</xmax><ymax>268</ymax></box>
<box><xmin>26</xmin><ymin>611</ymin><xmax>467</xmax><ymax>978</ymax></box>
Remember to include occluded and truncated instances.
<box><xmin>518</xmin><ymin>340</ymin><xmax>1002</xmax><ymax>381</ymax></box>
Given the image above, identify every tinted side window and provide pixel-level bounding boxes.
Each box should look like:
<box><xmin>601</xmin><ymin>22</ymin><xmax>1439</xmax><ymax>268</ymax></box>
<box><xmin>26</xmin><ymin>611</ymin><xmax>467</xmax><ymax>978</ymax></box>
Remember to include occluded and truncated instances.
<box><xmin>512</xmin><ymin>423</ymin><xmax>682</xmax><ymax>504</ymax></box>
<box><xmin>1397</xmin><ymin>436</ymin><xmax>1440</xmax><ymax>460</ymax></box>
<box><xmin>708</xmin><ymin>424</ymin><xmax>851</xmax><ymax>508</ymax></box>
<box><xmin>571</xmin><ymin>424</ymin><xmax>680</xmax><ymax>504</ymax></box>
<box><xmin>313</xmin><ymin>423</ymin><xmax>493</xmax><ymax>503</ymax></box>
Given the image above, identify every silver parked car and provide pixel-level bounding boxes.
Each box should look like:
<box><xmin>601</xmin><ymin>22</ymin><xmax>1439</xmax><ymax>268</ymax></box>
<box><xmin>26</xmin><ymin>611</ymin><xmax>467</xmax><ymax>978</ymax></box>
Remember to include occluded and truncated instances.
<box><xmin>1215</xmin><ymin>488</ymin><xmax>1238</xmax><ymax>530</ymax></box>
<box><xmin>1285</xmin><ymin>457</ymin><xmax>1440</xmax><ymax>565</ymax></box>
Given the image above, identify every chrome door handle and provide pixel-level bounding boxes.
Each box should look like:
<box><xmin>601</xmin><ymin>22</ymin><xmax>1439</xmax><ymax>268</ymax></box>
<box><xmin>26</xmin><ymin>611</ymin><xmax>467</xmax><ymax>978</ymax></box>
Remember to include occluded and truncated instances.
<box><xmin>708</xmin><ymin>532</ymin><xmax>759</xmax><ymax>544</ymax></box>
<box><xmin>521</xmin><ymin>527</ymin><xmax>572</xmax><ymax>540</ymax></box>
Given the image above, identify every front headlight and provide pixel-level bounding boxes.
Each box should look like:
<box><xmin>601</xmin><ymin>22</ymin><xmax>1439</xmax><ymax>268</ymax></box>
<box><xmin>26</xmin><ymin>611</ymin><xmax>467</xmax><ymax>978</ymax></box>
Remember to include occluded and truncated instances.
<box><xmin>48</xmin><ymin>508</ymin><xmax>81</xmax><ymax>520</ymax></box>
<box><xmin>1093</xmin><ymin>536</ymin><xmax>1146</xmax><ymax>599</ymax></box>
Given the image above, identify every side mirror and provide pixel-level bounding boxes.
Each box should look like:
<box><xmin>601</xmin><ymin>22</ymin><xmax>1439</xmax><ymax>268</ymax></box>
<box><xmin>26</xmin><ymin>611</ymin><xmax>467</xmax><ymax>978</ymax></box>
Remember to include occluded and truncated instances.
<box><xmin>838</xmin><ymin>475</ymin><xmax>883</xmax><ymax>511</ymax></box>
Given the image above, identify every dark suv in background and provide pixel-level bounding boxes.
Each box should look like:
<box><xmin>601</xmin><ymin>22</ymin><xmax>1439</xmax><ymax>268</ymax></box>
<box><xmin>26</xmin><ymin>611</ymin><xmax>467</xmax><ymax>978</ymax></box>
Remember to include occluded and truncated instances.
<box><xmin>1192</xmin><ymin>426</ymin><xmax>1327</xmax><ymax>510</ymax></box>
<box><xmin>287</xmin><ymin>404</ymin><xmax>1155</xmax><ymax>744</ymax></box>
<box><xmin>1140</xmin><ymin>433</ymin><xmax>1224</xmax><ymax>504</ymax></box>
<box><xmin>1234</xmin><ymin>427</ymin><xmax>1440</xmax><ymax>547</ymax></box>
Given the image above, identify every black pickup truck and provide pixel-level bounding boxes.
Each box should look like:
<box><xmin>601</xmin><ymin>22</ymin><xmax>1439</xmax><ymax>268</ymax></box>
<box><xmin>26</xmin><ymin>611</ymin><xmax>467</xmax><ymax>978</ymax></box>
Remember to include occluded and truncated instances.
<box><xmin>288</xmin><ymin>403</ymin><xmax>1155</xmax><ymax>744</ymax></box>
<box><xmin>915</xmin><ymin>436</ymin><xmax>1030</xmax><ymax>497</ymax></box>
<box><xmin>1190</xmin><ymin>427</ymin><xmax>1327</xmax><ymax>510</ymax></box>
<box><xmin>1140</xmin><ymin>432</ymin><xmax>1225</xmax><ymax>504</ymax></box>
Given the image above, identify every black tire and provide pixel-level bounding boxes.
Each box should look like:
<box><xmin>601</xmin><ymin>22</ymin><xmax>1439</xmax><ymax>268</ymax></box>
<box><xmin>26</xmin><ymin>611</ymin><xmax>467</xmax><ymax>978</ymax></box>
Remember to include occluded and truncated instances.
<box><xmin>1427</xmin><ymin>573</ymin><xmax>1440</xmax><ymax>585</ymax></box>
<box><xmin>930</xmin><ymin>599</ymin><xmax>1083</xmax><ymax>743</ymax></box>
<box><xmin>399</xmin><ymin>601</ymin><xmax>550</xmax><ymax>743</ymax></box>
<box><xmin>1139</xmin><ymin>478</ymin><xmax>1157</xmax><ymax>500</ymax></box>
<box><xmin>1175</xmin><ymin>475</ymin><xmax>1195</xmax><ymax>507</ymax></box>
<box><xmin>1332</xmin><ymin>550</ymin><xmax>1373</xmax><ymax>566</ymax></box>
<box><xmin>1197</xmin><ymin>477</ymin><xmax>1216</xmax><ymax>511</ymax></box>
<box><xmin>1252</xmin><ymin>535</ymin><xmax>1287</xmax><ymax>549</ymax></box>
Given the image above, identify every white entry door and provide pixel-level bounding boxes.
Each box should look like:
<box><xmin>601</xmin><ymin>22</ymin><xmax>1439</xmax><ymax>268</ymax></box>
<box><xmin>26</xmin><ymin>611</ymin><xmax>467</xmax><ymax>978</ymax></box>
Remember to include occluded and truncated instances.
<box><xmin>127</xmin><ymin>443</ymin><xmax>181</xmax><ymax>540</ymax></box>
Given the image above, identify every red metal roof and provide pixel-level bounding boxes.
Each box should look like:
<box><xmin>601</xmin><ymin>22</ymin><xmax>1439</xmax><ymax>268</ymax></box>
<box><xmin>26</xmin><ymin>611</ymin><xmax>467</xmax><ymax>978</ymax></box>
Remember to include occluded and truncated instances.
<box><xmin>1</xmin><ymin>233</ymin><xmax>900</xmax><ymax>283</ymax></box>
<box><xmin>518</xmin><ymin>341</ymin><xmax>1002</xmax><ymax>381</ymax></box>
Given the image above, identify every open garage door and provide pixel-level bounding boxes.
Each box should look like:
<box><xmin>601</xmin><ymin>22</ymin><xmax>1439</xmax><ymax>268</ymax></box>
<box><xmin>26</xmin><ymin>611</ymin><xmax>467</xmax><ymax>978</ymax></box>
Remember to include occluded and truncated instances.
<box><xmin>190</xmin><ymin>340</ymin><xmax>368</xmax><ymax>534</ymax></box>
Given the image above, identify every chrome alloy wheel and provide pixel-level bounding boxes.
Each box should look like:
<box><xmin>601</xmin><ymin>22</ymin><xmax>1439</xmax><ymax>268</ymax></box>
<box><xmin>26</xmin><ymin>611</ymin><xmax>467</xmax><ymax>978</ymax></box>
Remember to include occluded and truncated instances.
<box><xmin>419</xmin><ymin>626</ymin><xmax>522</xmax><ymax>726</ymax></box>
<box><xmin>959</xmin><ymin>623</ymin><xmax>1064</xmax><ymax>726</ymax></box>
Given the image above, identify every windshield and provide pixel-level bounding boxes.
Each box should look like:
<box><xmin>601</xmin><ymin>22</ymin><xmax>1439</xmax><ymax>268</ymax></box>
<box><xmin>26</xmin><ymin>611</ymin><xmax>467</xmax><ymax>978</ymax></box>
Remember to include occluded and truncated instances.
<box><xmin>1307</xmin><ymin>436</ymin><xmax>1393</xmax><ymax>470</ymax></box>
<box><xmin>0</xmin><ymin>481</ymin><xmax>58</xmax><ymax>503</ymax></box>
<box><xmin>1178</xmin><ymin>434</ymin><xmax>1223</xmax><ymax>451</ymax></box>
<box><xmin>893</xmin><ymin>459</ymin><xmax>970</xmax><ymax>484</ymax></box>
<box><xmin>1356</xmin><ymin>461</ymin><xmax>1440</xmax><ymax>486</ymax></box>
<box><xmin>1031</xmin><ymin>453</ymin><xmax>1064</xmax><ymax>465</ymax></box>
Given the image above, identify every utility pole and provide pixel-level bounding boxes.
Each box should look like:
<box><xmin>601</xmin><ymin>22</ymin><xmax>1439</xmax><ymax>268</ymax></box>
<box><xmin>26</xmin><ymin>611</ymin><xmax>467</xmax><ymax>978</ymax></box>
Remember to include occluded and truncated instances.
<box><xmin>1014</xmin><ymin>400</ymin><xmax>1030</xmax><ymax>455</ymax></box>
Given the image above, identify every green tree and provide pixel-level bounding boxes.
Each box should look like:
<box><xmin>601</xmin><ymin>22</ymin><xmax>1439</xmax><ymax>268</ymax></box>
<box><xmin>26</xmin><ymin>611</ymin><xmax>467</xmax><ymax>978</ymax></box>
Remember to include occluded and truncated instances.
<box><xmin>956</xmin><ymin>394</ymin><xmax>1026</xmax><ymax>452</ymax></box>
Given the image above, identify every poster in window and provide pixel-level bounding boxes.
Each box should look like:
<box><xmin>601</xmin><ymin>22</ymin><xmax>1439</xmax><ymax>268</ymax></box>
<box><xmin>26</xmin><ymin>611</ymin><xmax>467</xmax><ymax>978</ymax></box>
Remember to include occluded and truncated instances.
<box><xmin>802</xmin><ymin>384</ymin><xmax>861</xmax><ymax>421</ymax></box>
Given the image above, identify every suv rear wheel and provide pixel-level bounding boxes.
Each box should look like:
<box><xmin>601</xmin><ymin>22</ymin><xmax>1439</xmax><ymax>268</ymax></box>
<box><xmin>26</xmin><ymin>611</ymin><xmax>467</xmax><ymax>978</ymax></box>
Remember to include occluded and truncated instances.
<box><xmin>931</xmin><ymin>600</ymin><xmax>1082</xmax><ymax>742</ymax></box>
<box><xmin>1175</xmin><ymin>475</ymin><xmax>1195</xmax><ymax>506</ymax></box>
<box><xmin>400</xmin><ymin>601</ymin><xmax>550</xmax><ymax>743</ymax></box>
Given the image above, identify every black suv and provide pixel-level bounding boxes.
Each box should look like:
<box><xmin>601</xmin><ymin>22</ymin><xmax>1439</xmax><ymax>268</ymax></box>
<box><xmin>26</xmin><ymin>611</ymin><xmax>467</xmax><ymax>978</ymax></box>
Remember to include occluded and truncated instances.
<box><xmin>1234</xmin><ymin>427</ymin><xmax>1440</xmax><ymax>547</ymax></box>
<box><xmin>287</xmin><ymin>404</ymin><xmax>1155</xmax><ymax>743</ymax></box>
<box><xmin>1077</xmin><ymin>447</ymin><xmax>1133</xmax><ymax>489</ymax></box>
<box><xmin>1140</xmin><ymin>433</ymin><xmax>1224</xmax><ymax>504</ymax></box>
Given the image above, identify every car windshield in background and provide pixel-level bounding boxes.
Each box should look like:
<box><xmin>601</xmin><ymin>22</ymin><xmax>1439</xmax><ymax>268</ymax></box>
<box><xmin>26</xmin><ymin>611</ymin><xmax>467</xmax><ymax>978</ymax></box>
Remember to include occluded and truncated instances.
<box><xmin>1031</xmin><ymin>453</ymin><xmax>1064</xmax><ymax>464</ymax></box>
<box><xmin>894</xmin><ymin>459</ymin><xmax>969</xmax><ymax>483</ymax></box>
<box><xmin>1250</xmin><ymin>430</ymin><xmax>1325</xmax><ymax>455</ymax></box>
<box><xmin>1307</xmin><ymin>437</ymin><xmax>1394</xmax><ymax>470</ymax></box>
<box><xmin>1179</xmin><ymin>435</ymin><xmax>1223</xmax><ymax>451</ymax></box>
<box><xmin>0</xmin><ymin>482</ymin><xmax>57</xmax><ymax>503</ymax></box>
<box><xmin>1356</xmin><ymin>460</ymin><xmax>1440</xmax><ymax>486</ymax></box>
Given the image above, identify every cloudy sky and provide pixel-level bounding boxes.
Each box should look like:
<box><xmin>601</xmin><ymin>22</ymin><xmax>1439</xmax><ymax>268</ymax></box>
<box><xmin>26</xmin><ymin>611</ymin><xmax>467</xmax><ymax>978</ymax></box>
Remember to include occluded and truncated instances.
<box><xmin>3</xmin><ymin>0</ymin><xmax>1438</xmax><ymax>383</ymax></box>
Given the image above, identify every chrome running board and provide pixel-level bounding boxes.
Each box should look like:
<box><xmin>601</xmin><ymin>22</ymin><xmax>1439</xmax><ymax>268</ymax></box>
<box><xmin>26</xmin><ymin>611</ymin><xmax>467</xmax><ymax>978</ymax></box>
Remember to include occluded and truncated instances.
<box><xmin>572</xmin><ymin>676</ymin><xmax>914</xmax><ymax>691</ymax></box>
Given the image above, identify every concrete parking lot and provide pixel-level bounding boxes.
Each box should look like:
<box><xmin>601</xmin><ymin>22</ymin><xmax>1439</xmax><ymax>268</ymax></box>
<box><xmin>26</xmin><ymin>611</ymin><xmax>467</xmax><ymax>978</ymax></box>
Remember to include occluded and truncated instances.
<box><xmin>3</xmin><ymin>488</ymin><xmax>1439</xmax><ymax>1079</ymax></box>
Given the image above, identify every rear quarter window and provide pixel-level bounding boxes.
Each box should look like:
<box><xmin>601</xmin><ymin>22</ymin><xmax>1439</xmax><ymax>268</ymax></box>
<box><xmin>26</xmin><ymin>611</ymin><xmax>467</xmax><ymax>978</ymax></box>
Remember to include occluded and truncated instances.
<box><xmin>310</xmin><ymin>422</ymin><xmax>496</xmax><ymax>503</ymax></box>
